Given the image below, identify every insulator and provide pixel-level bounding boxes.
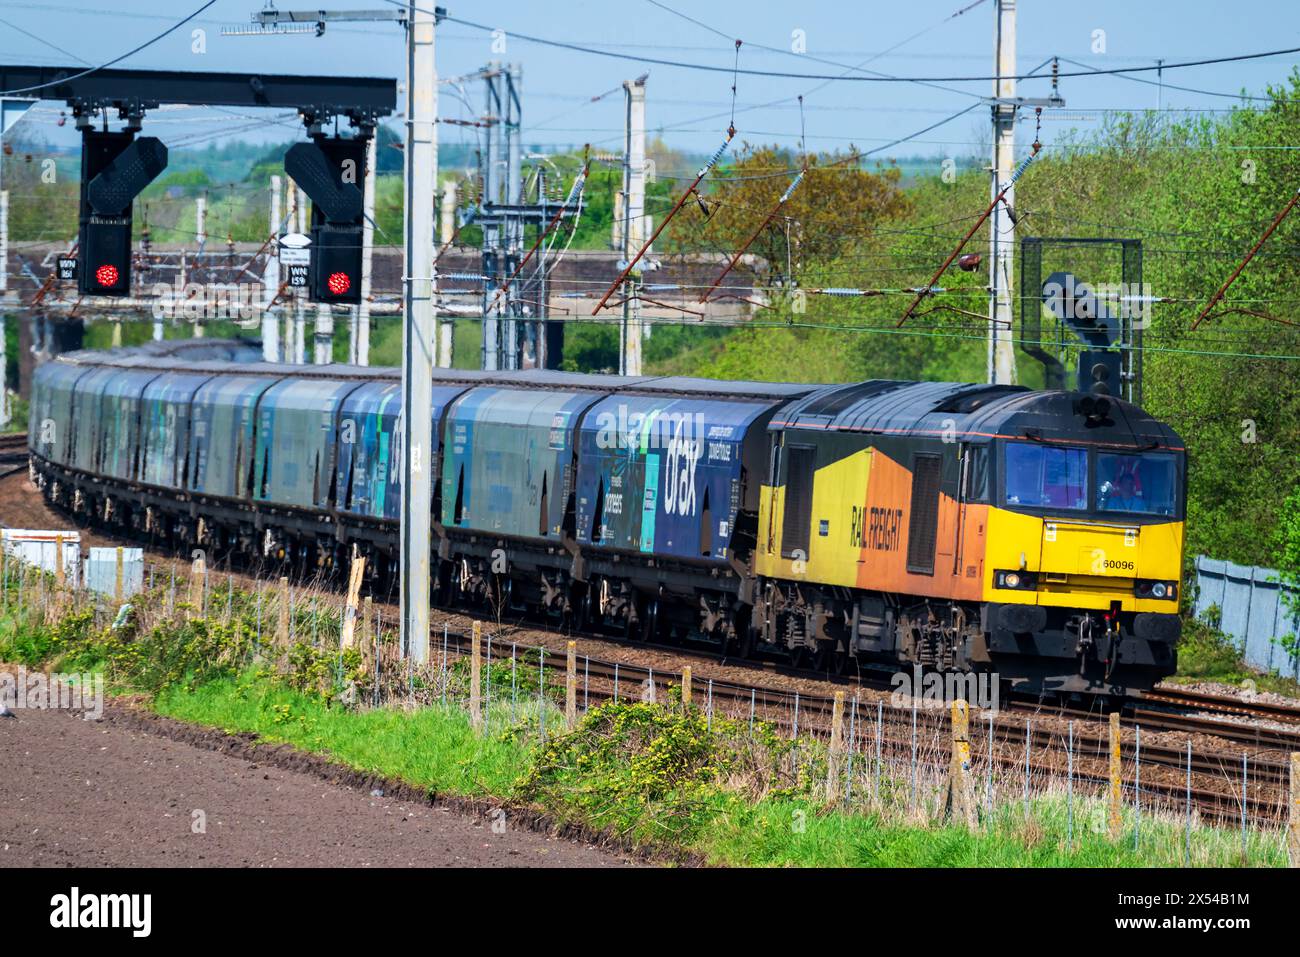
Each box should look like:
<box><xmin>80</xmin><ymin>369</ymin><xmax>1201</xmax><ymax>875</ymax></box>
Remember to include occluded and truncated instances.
<box><xmin>696</xmin><ymin>132</ymin><xmax>735</xmax><ymax>179</ymax></box>
<box><xmin>778</xmin><ymin>169</ymin><xmax>806</xmax><ymax>205</ymax></box>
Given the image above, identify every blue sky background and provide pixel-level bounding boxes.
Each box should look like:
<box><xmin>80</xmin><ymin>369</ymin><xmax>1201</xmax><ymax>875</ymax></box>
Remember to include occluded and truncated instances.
<box><xmin>2</xmin><ymin>0</ymin><xmax>1298</xmax><ymax>166</ymax></box>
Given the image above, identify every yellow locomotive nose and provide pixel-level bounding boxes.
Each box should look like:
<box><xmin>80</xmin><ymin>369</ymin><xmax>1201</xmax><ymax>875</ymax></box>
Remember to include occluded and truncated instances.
<box><xmin>985</xmin><ymin>510</ymin><xmax>1184</xmax><ymax>613</ymax></box>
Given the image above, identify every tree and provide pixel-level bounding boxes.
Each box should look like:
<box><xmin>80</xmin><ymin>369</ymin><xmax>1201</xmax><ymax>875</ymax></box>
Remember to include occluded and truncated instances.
<box><xmin>665</xmin><ymin>144</ymin><xmax>910</xmax><ymax>285</ymax></box>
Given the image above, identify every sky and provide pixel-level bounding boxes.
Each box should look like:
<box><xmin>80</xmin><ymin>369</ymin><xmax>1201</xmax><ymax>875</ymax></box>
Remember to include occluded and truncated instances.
<box><xmin>1</xmin><ymin>0</ymin><xmax>1299</xmax><ymax>169</ymax></box>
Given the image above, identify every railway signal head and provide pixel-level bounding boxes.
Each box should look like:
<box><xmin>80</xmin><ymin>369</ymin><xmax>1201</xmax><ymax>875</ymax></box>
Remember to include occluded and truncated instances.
<box><xmin>284</xmin><ymin>134</ymin><xmax>367</xmax><ymax>305</ymax></box>
<box><xmin>327</xmin><ymin>270</ymin><xmax>350</xmax><ymax>296</ymax></box>
<box><xmin>310</xmin><ymin>224</ymin><xmax>363</xmax><ymax>304</ymax></box>
<box><xmin>76</xmin><ymin>131</ymin><xmax>168</xmax><ymax>298</ymax></box>
<box><xmin>81</xmin><ymin>218</ymin><xmax>133</xmax><ymax>296</ymax></box>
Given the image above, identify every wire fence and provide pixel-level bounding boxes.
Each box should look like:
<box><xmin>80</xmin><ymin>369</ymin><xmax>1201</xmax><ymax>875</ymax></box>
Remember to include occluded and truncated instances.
<box><xmin>1</xmin><ymin>547</ymin><xmax>1297</xmax><ymax>866</ymax></box>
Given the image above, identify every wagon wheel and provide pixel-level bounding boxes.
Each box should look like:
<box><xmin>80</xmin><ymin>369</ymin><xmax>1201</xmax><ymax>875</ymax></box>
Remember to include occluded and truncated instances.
<box><xmin>789</xmin><ymin>645</ymin><xmax>811</xmax><ymax>670</ymax></box>
<box><xmin>812</xmin><ymin>640</ymin><xmax>835</xmax><ymax>673</ymax></box>
<box><xmin>576</xmin><ymin>585</ymin><xmax>595</xmax><ymax>633</ymax></box>
<box><xmin>640</xmin><ymin>598</ymin><xmax>660</xmax><ymax>644</ymax></box>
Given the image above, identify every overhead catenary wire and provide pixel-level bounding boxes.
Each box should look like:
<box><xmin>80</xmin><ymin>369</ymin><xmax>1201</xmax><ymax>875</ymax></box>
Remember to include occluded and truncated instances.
<box><xmin>433</xmin><ymin>9</ymin><xmax>1300</xmax><ymax>85</ymax></box>
<box><xmin>592</xmin><ymin>42</ymin><xmax>745</xmax><ymax>315</ymax></box>
<box><xmin>698</xmin><ymin>98</ymin><xmax>808</xmax><ymax>303</ymax></box>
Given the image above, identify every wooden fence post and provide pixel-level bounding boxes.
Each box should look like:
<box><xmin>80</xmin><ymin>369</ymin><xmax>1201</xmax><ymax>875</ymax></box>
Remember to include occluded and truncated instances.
<box><xmin>1108</xmin><ymin>712</ymin><xmax>1123</xmax><ymax>841</ymax></box>
<box><xmin>189</xmin><ymin>553</ymin><xmax>206</xmax><ymax>619</ymax></box>
<box><xmin>681</xmin><ymin>666</ymin><xmax>692</xmax><ymax>710</ymax></box>
<box><xmin>565</xmin><ymin>640</ymin><xmax>577</xmax><ymax>729</ymax></box>
<box><xmin>827</xmin><ymin>691</ymin><xmax>845</xmax><ymax>803</ymax></box>
<box><xmin>340</xmin><ymin>555</ymin><xmax>366</xmax><ymax>650</ymax></box>
<box><xmin>942</xmin><ymin>699</ymin><xmax>978</xmax><ymax>830</ymax></box>
<box><xmin>470</xmin><ymin>621</ymin><xmax>483</xmax><ymax>732</ymax></box>
<box><xmin>276</xmin><ymin>576</ymin><xmax>290</xmax><ymax>653</ymax></box>
<box><xmin>114</xmin><ymin>546</ymin><xmax>124</xmax><ymax>603</ymax></box>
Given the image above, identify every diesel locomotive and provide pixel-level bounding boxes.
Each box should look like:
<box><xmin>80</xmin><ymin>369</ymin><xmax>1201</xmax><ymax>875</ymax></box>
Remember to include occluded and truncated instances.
<box><xmin>28</xmin><ymin>339</ymin><xmax>1186</xmax><ymax>695</ymax></box>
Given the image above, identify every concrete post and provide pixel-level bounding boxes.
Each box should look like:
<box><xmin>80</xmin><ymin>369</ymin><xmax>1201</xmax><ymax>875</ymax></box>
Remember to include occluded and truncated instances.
<box><xmin>620</xmin><ymin>76</ymin><xmax>646</xmax><ymax>377</ymax></box>
<box><xmin>314</xmin><ymin>304</ymin><xmax>333</xmax><ymax>364</ymax></box>
<box><xmin>354</xmin><ymin>133</ymin><xmax>376</xmax><ymax>366</ymax></box>
<box><xmin>263</xmin><ymin>174</ymin><xmax>282</xmax><ymax>362</ymax></box>
<box><xmin>1</xmin><ymin>189</ymin><xmax>9</xmax><ymax>428</ymax></box>
<box><xmin>988</xmin><ymin>0</ymin><xmax>1018</xmax><ymax>385</ymax></box>
<box><xmin>400</xmin><ymin>0</ymin><xmax>438</xmax><ymax>663</ymax></box>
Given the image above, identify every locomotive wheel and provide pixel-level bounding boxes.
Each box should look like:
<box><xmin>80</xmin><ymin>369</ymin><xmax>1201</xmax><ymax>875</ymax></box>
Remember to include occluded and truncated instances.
<box><xmin>790</xmin><ymin>645</ymin><xmax>811</xmax><ymax>669</ymax></box>
<box><xmin>736</xmin><ymin>625</ymin><xmax>755</xmax><ymax>660</ymax></box>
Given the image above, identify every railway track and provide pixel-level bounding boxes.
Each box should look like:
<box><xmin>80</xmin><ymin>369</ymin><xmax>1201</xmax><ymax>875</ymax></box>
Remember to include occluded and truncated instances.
<box><xmin>0</xmin><ymin>433</ymin><xmax>28</xmax><ymax>480</ymax></box>
<box><xmin>5</xmin><ymin>455</ymin><xmax>1297</xmax><ymax>821</ymax></box>
<box><xmin>1141</xmin><ymin>685</ymin><xmax>1300</xmax><ymax>725</ymax></box>
<box><xmin>433</xmin><ymin>628</ymin><xmax>1294</xmax><ymax>824</ymax></box>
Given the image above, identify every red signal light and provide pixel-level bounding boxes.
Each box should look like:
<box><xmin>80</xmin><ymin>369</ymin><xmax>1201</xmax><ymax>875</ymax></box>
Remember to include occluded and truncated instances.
<box><xmin>326</xmin><ymin>271</ymin><xmax>351</xmax><ymax>296</ymax></box>
<box><xmin>95</xmin><ymin>264</ymin><xmax>119</xmax><ymax>288</ymax></box>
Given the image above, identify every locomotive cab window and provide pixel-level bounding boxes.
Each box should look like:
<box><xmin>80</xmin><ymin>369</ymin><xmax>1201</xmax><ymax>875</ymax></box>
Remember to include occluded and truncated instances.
<box><xmin>1003</xmin><ymin>442</ymin><xmax>1087</xmax><ymax>510</ymax></box>
<box><xmin>962</xmin><ymin>444</ymin><xmax>990</xmax><ymax>503</ymax></box>
<box><xmin>1097</xmin><ymin>451</ymin><xmax>1179</xmax><ymax>517</ymax></box>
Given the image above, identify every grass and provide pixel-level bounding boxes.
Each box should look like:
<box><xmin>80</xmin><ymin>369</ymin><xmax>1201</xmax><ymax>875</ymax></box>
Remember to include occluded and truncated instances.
<box><xmin>150</xmin><ymin>672</ymin><xmax>1287</xmax><ymax>868</ymax></box>
<box><xmin>157</xmin><ymin>672</ymin><xmax>526</xmax><ymax>798</ymax></box>
<box><xmin>0</xmin><ymin>573</ymin><xmax>1289</xmax><ymax>868</ymax></box>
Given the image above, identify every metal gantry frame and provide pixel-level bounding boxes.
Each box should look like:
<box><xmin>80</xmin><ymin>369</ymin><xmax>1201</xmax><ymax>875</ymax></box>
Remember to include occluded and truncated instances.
<box><xmin>1018</xmin><ymin>236</ymin><xmax>1143</xmax><ymax>404</ymax></box>
<box><xmin>466</xmin><ymin>63</ymin><xmax>581</xmax><ymax>371</ymax></box>
<box><xmin>0</xmin><ymin>64</ymin><xmax>395</xmax><ymax>122</ymax></box>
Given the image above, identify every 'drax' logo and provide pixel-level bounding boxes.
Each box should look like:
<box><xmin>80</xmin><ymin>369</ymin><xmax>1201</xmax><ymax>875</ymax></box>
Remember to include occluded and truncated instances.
<box><xmin>663</xmin><ymin>418</ymin><xmax>701</xmax><ymax>517</ymax></box>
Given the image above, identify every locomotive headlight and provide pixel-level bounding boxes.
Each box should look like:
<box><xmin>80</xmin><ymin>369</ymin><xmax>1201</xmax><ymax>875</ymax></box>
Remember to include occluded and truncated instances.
<box><xmin>995</xmin><ymin>570</ymin><xmax>1037</xmax><ymax>590</ymax></box>
<box><xmin>1135</xmin><ymin>579</ymin><xmax>1177</xmax><ymax>601</ymax></box>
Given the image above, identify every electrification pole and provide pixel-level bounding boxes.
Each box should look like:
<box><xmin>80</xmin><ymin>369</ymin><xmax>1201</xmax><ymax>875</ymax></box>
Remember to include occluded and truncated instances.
<box><xmin>353</xmin><ymin>132</ymin><xmax>376</xmax><ymax>365</ymax></box>
<box><xmin>989</xmin><ymin>0</ymin><xmax>1018</xmax><ymax>385</ymax></box>
<box><xmin>400</xmin><ymin>0</ymin><xmax>437</xmax><ymax>663</ymax></box>
<box><xmin>229</xmin><ymin>2</ymin><xmax>439</xmax><ymax>657</ymax></box>
<box><xmin>262</xmin><ymin>173</ymin><xmax>282</xmax><ymax>361</ymax></box>
<box><xmin>620</xmin><ymin>75</ymin><xmax>646</xmax><ymax>377</ymax></box>
<box><xmin>437</xmin><ymin>178</ymin><xmax>456</xmax><ymax>367</ymax></box>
